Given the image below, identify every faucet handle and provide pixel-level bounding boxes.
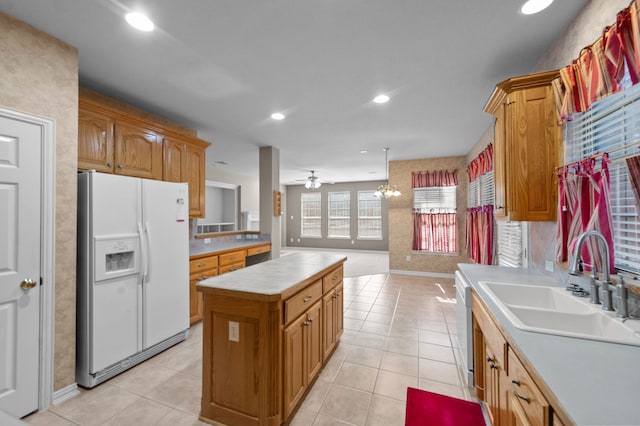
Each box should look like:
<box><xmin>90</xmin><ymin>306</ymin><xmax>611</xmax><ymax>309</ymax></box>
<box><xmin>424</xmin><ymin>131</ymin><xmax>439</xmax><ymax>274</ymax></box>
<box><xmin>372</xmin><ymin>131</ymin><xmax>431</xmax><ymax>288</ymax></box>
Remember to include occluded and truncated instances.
<box><xmin>565</xmin><ymin>283</ymin><xmax>581</xmax><ymax>292</ymax></box>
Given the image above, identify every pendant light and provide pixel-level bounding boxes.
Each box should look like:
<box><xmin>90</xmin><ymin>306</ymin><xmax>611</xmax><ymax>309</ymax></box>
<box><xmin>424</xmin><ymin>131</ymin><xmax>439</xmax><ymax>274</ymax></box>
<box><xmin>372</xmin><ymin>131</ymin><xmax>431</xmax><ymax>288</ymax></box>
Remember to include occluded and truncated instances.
<box><xmin>374</xmin><ymin>148</ymin><xmax>401</xmax><ymax>199</ymax></box>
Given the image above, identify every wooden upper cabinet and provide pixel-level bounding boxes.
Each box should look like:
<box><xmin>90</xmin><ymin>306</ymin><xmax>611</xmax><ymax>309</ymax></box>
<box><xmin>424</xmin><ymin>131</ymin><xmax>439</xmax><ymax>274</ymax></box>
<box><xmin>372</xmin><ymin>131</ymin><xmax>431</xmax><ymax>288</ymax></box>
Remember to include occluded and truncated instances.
<box><xmin>485</xmin><ymin>70</ymin><xmax>562</xmax><ymax>222</ymax></box>
<box><xmin>79</xmin><ymin>94</ymin><xmax>211</xmax><ymax>217</ymax></box>
<box><xmin>163</xmin><ymin>136</ymin><xmax>207</xmax><ymax>218</ymax></box>
<box><xmin>78</xmin><ymin>108</ymin><xmax>114</xmax><ymax>173</ymax></box>
<box><xmin>114</xmin><ymin>122</ymin><xmax>163</xmax><ymax>180</ymax></box>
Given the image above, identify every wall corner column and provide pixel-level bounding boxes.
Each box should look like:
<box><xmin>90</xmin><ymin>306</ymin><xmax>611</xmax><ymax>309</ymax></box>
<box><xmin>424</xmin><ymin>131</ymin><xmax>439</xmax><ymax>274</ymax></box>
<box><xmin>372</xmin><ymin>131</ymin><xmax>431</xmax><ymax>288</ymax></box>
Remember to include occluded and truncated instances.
<box><xmin>259</xmin><ymin>146</ymin><xmax>281</xmax><ymax>258</ymax></box>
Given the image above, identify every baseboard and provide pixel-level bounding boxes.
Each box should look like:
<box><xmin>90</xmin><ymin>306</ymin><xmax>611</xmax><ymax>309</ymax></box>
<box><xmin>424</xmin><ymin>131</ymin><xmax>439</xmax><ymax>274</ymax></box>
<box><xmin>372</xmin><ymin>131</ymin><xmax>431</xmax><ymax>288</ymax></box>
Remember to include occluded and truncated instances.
<box><xmin>389</xmin><ymin>269</ymin><xmax>455</xmax><ymax>279</ymax></box>
<box><xmin>52</xmin><ymin>383</ymin><xmax>80</xmax><ymax>406</ymax></box>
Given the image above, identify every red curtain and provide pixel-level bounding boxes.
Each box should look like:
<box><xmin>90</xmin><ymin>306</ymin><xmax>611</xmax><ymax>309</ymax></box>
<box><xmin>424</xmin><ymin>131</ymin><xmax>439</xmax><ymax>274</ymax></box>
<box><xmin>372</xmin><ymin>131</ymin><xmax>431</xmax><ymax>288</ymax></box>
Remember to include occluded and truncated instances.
<box><xmin>555</xmin><ymin>1</ymin><xmax>638</xmax><ymax>121</ymax></box>
<box><xmin>413</xmin><ymin>212</ymin><xmax>457</xmax><ymax>253</ymax></box>
<box><xmin>467</xmin><ymin>144</ymin><xmax>493</xmax><ymax>182</ymax></box>
<box><xmin>555</xmin><ymin>155</ymin><xmax>615</xmax><ymax>273</ymax></box>
<box><xmin>465</xmin><ymin>144</ymin><xmax>494</xmax><ymax>265</ymax></box>
<box><xmin>412</xmin><ymin>170</ymin><xmax>458</xmax><ymax>188</ymax></box>
<box><xmin>411</xmin><ymin>169</ymin><xmax>458</xmax><ymax>253</ymax></box>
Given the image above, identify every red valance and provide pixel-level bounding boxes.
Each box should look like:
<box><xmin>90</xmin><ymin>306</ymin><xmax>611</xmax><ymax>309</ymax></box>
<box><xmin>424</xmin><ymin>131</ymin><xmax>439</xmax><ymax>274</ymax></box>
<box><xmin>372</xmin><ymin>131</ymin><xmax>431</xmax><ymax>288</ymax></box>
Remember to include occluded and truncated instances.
<box><xmin>466</xmin><ymin>144</ymin><xmax>493</xmax><ymax>182</ymax></box>
<box><xmin>555</xmin><ymin>1</ymin><xmax>639</xmax><ymax>121</ymax></box>
<box><xmin>411</xmin><ymin>170</ymin><xmax>458</xmax><ymax>188</ymax></box>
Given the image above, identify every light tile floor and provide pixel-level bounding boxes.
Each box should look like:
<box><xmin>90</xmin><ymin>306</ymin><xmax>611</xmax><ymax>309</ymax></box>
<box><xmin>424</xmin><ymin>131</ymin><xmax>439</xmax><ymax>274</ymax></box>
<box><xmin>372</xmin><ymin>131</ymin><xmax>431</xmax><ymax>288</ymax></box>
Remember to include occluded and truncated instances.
<box><xmin>25</xmin><ymin>273</ymin><xmax>476</xmax><ymax>426</ymax></box>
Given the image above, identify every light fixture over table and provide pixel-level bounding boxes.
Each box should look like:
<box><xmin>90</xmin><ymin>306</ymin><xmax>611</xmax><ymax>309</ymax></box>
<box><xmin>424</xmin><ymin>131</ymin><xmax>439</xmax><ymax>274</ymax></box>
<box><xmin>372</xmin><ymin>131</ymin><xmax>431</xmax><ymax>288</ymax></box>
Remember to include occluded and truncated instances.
<box><xmin>305</xmin><ymin>171</ymin><xmax>322</xmax><ymax>189</ymax></box>
<box><xmin>374</xmin><ymin>147</ymin><xmax>401</xmax><ymax>199</ymax></box>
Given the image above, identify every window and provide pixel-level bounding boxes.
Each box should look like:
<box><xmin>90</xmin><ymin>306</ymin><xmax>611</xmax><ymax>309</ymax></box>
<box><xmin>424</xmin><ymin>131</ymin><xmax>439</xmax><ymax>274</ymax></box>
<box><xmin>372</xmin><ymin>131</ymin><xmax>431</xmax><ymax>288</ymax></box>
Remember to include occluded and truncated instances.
<box><xmin>358</xmin><ymin>191</ymin><xmax>382</xmax><ymax>239</ymax></box>
<box><xmin>565</xmin><ymin>73</ymin><xmax>640</xmax><ymax>273</ymax></box>
<box><xmin>497</xmin><ymin>221</ymin><xmax>528</xmax><ymax>268</ymax></box>
<box><xmin>301</xmin><ymin>192</ymin><xmax>321</xmax><ymax>237</ymax></box>
<box><xmin>467</xmin><ymin>170</ymin><xmax>494</xmax><ymax>208</ymax></box>
<box><xmin>328</xmin><ymin>191</ymin><xmax>350</xmax><ymax>238</ymax></box>
<box><xmin>413</xmin><ymin>185</ymin><xmax>457</xmax><ymax>253</ymax></box>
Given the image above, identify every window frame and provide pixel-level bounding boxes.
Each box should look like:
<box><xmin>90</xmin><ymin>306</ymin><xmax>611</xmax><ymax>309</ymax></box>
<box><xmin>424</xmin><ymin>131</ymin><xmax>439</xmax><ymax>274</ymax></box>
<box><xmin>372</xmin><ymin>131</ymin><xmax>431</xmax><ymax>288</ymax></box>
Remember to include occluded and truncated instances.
<box><xmin>357</xmin><ymin>190</ymin><xmax>383</xmax><ymax>240</ymax></box>
<box><xmin>327</xmin><ymin>191</ymin><xmax>351</xmax><ymax>239</ymax></box>
<box><xmin>300</xmin><ymin>192</ymin><xmax>322</xmax><ymax>238</ymax></box>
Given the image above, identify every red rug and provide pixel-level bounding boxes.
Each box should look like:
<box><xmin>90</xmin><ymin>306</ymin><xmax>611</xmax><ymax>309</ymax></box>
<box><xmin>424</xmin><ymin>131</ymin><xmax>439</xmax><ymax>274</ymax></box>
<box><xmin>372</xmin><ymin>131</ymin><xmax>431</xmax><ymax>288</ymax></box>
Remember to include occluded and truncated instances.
<box><xmin>405</xmin><ymin>387</ymin><xmax>485</xmax><ymax>426</ymax></box>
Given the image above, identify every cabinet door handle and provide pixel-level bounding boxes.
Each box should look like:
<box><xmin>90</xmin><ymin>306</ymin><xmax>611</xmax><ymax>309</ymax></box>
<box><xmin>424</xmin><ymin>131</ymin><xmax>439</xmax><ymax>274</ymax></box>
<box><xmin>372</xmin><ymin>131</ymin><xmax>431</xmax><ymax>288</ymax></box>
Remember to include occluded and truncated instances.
<box><xmin>486</xmin><ymin>356</ymin><xmax>495</xmax><ymax>363</ymax></box>
<box><xmin>511</xmin><ymin>380</ymin><xmax>531</xmax><ymax>403</ymax></box>
<box><xmin>106</xmin><ymin>162</ymin><xmax>113</xmax><ymax>167</ymax></box>
<box><xmin>117</xmin><ymin>164</ymin><xmax>123</xmax><ymax>169</ymax></box>
<box><xmin>303</xmin><ymin>321</ymin><xmax>309</xmax><ymax>326</ymax></box>
<box><xmin>303</xmin><ymin>295</ymin><xmax>313</xmax><ymax>302</ymax></box>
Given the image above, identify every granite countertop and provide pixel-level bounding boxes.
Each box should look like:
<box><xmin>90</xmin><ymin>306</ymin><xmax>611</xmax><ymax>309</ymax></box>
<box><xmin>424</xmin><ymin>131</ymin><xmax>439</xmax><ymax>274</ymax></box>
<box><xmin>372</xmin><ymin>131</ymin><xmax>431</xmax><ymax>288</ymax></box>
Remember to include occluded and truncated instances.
<box><xmin>197</xmin><ymin>252</ymin><xmax>346</xmax><ymax>300</ymax></box>
<box><xmin>189</xmin><ymin>239</ymin><xmax>271</xmax><ymax>258</ymax></box>
<box><xmin>458</xmin><ymin>263</ymin><xmax>640</xmax><ymax>426</ymax></box>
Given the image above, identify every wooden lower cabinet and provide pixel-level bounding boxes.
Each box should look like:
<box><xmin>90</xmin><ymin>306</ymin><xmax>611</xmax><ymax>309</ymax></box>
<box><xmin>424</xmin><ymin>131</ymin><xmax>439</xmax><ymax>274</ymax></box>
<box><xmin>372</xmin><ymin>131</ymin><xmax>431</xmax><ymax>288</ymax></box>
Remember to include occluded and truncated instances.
<box><xmin>283</xmin><ymin>300</ymin><xmax>322</xmax><ymax>419</ymax></box>
<box><xmin>472</xmin><ymin>291</ymin><xmax>566</xmax><ymax>426</ymax></box>
<box><xmin>199</xmin><ymin>259</ymin><xmax>345</xmax><ymax>425</ymax></box>
<box><xmin>322</xmin><ymin>281</ymin><xmax>343</xmax><ymax>359</ymax></box>
<box><xmin>189</xmin><ymin>255</ymin><xmax>218</xmax><ymax>324</ymax></box>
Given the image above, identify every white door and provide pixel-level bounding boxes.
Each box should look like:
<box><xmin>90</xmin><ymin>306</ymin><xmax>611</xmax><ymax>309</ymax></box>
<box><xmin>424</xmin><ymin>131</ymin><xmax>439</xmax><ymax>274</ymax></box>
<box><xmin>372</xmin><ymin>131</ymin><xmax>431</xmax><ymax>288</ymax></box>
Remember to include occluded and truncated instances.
<box><xmin>142</xmin><ymin>179</ymin><xmax>189</xmax><ymax>348</ymax></box>
<box><xmin>0</xmin><ymin>114</ymin><xmax>41</xmax><ymax>417</ymax></box>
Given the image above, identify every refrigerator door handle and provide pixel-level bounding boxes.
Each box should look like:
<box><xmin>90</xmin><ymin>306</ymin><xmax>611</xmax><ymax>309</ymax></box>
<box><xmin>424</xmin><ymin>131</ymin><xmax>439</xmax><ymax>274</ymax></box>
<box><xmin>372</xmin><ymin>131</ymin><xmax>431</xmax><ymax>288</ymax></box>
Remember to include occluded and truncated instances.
<box><xmin>138</xmin><ymin>222</ymin><xmax>149</xmax><ymax>283</ymax></box>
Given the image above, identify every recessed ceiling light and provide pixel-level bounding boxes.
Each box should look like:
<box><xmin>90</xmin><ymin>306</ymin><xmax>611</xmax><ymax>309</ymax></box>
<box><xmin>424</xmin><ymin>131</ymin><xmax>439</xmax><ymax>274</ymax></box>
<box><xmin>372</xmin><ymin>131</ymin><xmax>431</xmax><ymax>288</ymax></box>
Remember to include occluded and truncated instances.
<box><xmin>360</xmin><ymin>150</ymin><xmax>368</xmax><ymax>154</ymax></box>
<box><xmin>520</xmin><ymin>0</ymin><xmax>553</xmax><ymax>15</ymax></box>
<box><xmin>373</xmin><ymin>94</ymin><xmax>390</xmax><ymax>104</ymax></box>
<box><xmin>125</xmin><ymin>12</ymin><xmax>155</xmax><ymax>31</ymax></box>
<box><xmin>271</xmin><ymin>112</ymin><xmax>285</xmax><ymax>120</ymax></box>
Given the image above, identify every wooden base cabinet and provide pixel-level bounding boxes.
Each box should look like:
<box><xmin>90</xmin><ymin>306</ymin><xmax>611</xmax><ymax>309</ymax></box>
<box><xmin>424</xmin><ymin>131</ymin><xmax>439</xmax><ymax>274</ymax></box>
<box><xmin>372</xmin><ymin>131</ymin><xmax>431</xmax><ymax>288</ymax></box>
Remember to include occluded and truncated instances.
<box><xmin>198</xmin><ymin>258</ymin><xmax>345</xmax><ymax>426</ymax></box>
<box><xmin>322</xmin><ymin>282</ymin><xmax>343</xmax><ymax>359</ymax></box>
<box><xmin>283</xmin><ymin>300</ymin><xmax>322</xmax><ymax>419</ymax></box>
<box><xmin>472</xmin><ymin>291</ymin><xmax>570</xmax><ymax>426</ymax></box>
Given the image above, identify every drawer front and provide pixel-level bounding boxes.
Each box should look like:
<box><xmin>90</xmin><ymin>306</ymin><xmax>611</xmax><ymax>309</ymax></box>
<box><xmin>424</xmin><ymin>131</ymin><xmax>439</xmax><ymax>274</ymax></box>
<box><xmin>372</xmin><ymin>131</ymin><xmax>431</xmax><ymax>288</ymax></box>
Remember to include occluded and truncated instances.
<box><xmin>190</xmin><ymin>255</ymin><xmax>218</xmax><ymax>275</ymax></box>
<box><xmin>219</xmin><ymin>249</ymin><xmax>247</xmax><ymax>266</ymax></box>
<box><xmin>194</xmin><ymin>269</ymin><xmax>219</xmax><ymax>281</ymax></box>
<box><xmin>219</xmin><ymin>260</ymin><xmax>245</xmax><ymax>275</ymax></box>
<box><xmin>508</xmin><ymin>348</ymin><xmax>549</xmax><ymax>426</ymax></box>
<box><xmin>285</xmin><ymin>280</ymin><xmax>323</xmax><ymax>325</ymax></box>
<box><xmin>247</xmin><ymin>244</ymin><xmax>271</xmax><ymax>256</ymax></box>
<box><xmin>322</xmin><ymin>265</ymin><xmax>343</xmax><ymax>293</ymax></box>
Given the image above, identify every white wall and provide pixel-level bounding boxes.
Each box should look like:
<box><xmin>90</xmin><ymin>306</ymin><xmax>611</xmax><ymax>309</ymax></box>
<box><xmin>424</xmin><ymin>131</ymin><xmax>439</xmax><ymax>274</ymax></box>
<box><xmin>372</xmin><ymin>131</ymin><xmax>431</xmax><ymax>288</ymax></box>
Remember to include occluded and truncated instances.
<box><xmin>206</xmin><ymin>167</ymin><xmax>259</xmax><ymax>213</ymax></box>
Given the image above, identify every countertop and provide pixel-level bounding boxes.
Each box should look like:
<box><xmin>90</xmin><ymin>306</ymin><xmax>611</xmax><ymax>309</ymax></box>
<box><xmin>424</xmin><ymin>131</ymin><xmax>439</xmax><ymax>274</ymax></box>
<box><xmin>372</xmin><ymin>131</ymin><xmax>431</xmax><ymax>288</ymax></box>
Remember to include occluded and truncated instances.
<box><xmin>197</xmin><ymin>252</ymin><xmax>346</xmax><ymax>300</ymax></box>
<box><xmin>458</xmin><ymin>263</ymin><xmax>640</xmax><ymax>426</ymax></box>
<box><xmin>189</xmin><ymin>239</ymin><xmax>271</xmax><ymax>258</ymax></box>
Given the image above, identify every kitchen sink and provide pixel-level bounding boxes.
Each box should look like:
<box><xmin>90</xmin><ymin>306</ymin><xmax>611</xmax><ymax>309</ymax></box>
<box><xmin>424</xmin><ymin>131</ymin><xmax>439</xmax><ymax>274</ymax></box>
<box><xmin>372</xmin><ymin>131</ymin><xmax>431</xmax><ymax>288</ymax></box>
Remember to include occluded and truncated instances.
<box><xmin>478</xmin><ymin>281</ymin><xmax>640</xmax><ymax>346</ymax></box>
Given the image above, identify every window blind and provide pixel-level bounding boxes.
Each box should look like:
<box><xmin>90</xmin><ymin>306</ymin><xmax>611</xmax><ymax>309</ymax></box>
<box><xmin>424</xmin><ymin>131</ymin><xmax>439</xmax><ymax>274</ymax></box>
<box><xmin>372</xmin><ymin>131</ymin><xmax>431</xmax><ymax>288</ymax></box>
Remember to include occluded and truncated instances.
<box><xmin>414</xmin><ymin>186</ymin><xmax>456</xmax><ymax>212</ymax></box>
<box><xmin>468</xmin><ymin>179</ymin><xmax>479</xmax><ymax>208</ymax></box>
<box><xmin>301</xmin><ymin>192</ymin><xmax>321</xmax><ymax>237</ymax></box>
<box><xmin>479</xmin><ymin>171</ymin><xmax>495</xmax><ymax>206</ymax></box>
<box><xmin>497</xmin><ymin>221</ymin><xmax>528</xmax><ymax>268</ymax></box>
<box><xmin>357</xmin><ymin>191</ymin><xmax>382</xmax><ymax>239</ymax></box>
<box><xmin>565</xmin><ymin>72</ymin><xmax>640</xmax><ymax>273</ymax></box>
<box><xmin>328</xmin><ymin>191</ymin><xmax>350</xmax><ymax>238</ymax></box>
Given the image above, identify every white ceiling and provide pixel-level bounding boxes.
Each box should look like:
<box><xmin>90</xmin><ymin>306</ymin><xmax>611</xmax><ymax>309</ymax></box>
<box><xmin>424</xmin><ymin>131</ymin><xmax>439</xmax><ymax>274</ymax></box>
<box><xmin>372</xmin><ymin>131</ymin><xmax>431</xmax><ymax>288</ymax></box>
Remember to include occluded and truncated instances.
<box><xmin>0</xmin><ymin>0</ymin><xmax>588</xmax><ymax>184</ymax></box>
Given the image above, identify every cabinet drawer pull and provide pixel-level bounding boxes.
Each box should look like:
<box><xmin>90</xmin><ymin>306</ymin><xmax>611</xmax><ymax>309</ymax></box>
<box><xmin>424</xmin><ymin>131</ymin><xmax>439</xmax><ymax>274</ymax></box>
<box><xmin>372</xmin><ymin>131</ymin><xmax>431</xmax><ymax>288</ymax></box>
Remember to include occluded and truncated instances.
<box><xmin>332</xmin><ymin>275</ymin><xmax>338</xmax><ymax>280</ymax></box>
<box><xmin>303</xmin><ymin>295</ymin><xmax>313</xmax><ymax>302</ymax></box>
<box><xmin>511</xmin><ymin>380</ymin><xmax>531</xmax><ymax>403</ymax></box>
<box><xmin>198</xmin><ymin>263</ymin><xmax>206</xmax><ymax>267</ymax></box>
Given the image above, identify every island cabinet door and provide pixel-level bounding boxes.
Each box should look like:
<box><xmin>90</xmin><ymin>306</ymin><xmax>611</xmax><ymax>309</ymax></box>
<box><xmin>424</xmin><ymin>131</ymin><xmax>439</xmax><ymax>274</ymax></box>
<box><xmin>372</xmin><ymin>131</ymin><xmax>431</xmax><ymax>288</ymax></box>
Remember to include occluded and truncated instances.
<box><xmin>284</xmin><ymin>313</ymin><xmax>307</xmax><ymax>419</ymax></box>
<box><xmin>306</xmin><ymin>301</ymin><xmax>323</xmax><ymax>383</ymax></box>
<box><xmin>322</xmin><ymin>291</ymin><xmax>336</xmax><ymax>359</ymax></box>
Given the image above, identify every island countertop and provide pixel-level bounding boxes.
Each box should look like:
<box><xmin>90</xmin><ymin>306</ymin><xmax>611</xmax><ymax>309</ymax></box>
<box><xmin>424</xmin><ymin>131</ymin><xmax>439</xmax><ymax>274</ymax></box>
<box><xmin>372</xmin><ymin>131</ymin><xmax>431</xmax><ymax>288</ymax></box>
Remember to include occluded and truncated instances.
<box><xmin>197</xmin><ymin>252</ymin><xmax>347</xmax><ymax>301</ymax></box>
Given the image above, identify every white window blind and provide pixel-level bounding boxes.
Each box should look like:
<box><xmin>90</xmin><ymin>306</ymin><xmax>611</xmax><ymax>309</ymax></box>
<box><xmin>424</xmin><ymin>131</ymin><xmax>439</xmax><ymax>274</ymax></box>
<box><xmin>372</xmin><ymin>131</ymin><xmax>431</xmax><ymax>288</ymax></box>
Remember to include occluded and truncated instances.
<box><xmin>479</xmin><ymin>171</ymin><xmax>495</xmax><ymax>206</ymax></box>
<box><xmin>301</xmin><ymin>192</ymin><xmax>321</xmax><ymax>237</ymax></box>
<box><xmin>565</xmin><ymin>72</ymin><xmax>640</xmax><ymax>273</ymax></box>
<box><xmin>497</xmin><ymin>221</ymin><xmax>528</xmax><ymax>268</ymax></box>
<box><xmin>328</xmin><ymin>191</ymin><xmax>350</xmax><ymax>238</ymax></box>
<box><xmin>468</xmin><ymin>179</ymin><xmax>479</xmax><ymax>207</ymax></box>
<box><xmin>413</xmin><ymin>186</ymin><xmax>456</xmax><ymax>212</ymax></box>
<box><xmin>358</xmin><ymin>191</ymin><xmax>382</xmax><ymax>239</ymax></box>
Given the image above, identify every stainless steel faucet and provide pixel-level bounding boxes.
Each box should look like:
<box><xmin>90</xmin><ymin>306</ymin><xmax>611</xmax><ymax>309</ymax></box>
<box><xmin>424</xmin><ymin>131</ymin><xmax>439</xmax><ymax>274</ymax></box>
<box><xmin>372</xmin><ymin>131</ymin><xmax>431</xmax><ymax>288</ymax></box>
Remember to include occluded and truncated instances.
<box><xmin>568</xmin><ymin>230</ymin><xmax>614</xmax><ymax>311</ymax></box>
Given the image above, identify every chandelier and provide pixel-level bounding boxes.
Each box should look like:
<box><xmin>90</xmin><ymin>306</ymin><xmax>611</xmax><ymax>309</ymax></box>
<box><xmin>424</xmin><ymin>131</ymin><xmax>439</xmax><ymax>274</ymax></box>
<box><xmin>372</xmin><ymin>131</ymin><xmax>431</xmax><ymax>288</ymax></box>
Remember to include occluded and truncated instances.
<box><xmin>374</xmin><ymin>147</ymin><xmax>401</xmax><ymax>198</ymax></box>
<box><xmin>304</xmin><ymin>171</ymin><xmax>322</xmax><ymax>189</ymax></box>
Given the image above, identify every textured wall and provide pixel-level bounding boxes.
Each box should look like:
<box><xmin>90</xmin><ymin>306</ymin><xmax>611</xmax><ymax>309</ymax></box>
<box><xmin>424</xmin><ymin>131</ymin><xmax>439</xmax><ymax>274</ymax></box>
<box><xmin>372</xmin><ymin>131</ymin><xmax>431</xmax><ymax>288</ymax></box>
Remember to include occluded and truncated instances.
<box><xmin>0</xmin><ymin>12</ymin><xmax>79</xmax><ymax>390</ymax></box>
<box><xmin>388</xmin><ymin>156</ymin><xmax>470</xmax><ymax>274</ymax></box>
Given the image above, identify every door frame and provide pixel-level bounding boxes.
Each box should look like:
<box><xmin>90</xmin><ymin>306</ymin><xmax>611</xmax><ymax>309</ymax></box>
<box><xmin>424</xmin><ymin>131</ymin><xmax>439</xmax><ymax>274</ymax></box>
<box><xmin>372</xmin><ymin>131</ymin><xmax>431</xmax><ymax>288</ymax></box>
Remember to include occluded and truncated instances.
<box><xmin>1</xmin><ymin>107</ymin><xmax>56</xmax><ymax>411</ymax></box>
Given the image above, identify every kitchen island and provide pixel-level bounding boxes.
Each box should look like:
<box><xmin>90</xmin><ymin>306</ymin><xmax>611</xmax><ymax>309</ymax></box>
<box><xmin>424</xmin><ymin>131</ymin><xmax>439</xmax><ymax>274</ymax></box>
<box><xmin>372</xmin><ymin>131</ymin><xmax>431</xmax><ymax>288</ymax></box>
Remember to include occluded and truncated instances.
<box><xmin>197</xmin><ymin>252</ymin><xmax>346</xmax><ymax>425</ymax></box>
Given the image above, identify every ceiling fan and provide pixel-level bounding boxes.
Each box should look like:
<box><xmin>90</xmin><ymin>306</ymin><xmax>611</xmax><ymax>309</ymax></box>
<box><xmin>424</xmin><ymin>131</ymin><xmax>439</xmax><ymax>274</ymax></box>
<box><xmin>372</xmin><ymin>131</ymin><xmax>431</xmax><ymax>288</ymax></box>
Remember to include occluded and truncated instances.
<box><xmin>295</xmin><ymin>170</ymin><xmax>334</xmax><ymax>189</ymax></box>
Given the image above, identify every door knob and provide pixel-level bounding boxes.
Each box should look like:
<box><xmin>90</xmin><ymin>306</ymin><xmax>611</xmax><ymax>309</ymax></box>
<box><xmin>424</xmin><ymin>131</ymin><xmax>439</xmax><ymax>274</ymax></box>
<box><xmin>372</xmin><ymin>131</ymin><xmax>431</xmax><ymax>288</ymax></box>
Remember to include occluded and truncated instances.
<box><xmin>20</xmin><ymin>279</ymin><xmax>37</xmax><ymax>290</ymax></box>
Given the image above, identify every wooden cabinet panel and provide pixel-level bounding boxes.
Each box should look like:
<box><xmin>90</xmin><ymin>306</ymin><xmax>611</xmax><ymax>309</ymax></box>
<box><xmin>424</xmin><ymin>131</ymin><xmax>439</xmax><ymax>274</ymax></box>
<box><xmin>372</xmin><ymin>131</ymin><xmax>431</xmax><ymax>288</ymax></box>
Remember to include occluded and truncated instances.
<box><xmin>185</xmin><ymin>143</ymin><xmax>206</xmax><ymax>218</ymax></box>
<box><xmin>284</xmin><ymin>280</ymin><xmax>322</xmax><ymax>325</ymax></box>
<box><xmin>322</xmin><ymin>291</ymin><xmax>336</xmax><ymax>360</ymax></box>
<box><xmin>114</xmin><ymin>122</ymin><xmax>163</xmax><ymax>180</ymax></box>
<box><xmin>163</xmin><ymin>137</ymin><xmax>185</xmax><ymax>183</ymax></box>
<box><xmin>218</xmin><ymin>260</ymin><xmax>245</xmax><ymax>275</ymax></box>
<box><xmin>485</xmin><ymin>70</ymin><xmax>561</xmax><ymax>221</ymax></box>
<box><xmin>306</xmin><ymin>302</ymin><xmax>323</xmax><ymax>383</ymax></box>
<box><xmin>508</xmin><ymin>348</ymin><xmax>550</xmax><ymax>426</ymax></box>
<box><xmin>190</xmin><ymin>255</ymin><xmax>219</xmax><ymax>274</ymax></box>
<box><xmin>219</xmin><ymin>250</ymin><xmax>248</xmax><ymax>267</ymax></box>
<box><xmin>189</xmin><ymin>254</ymin><xmax>218</xmax><ymax>324</ymax></box>
<box><xmin>78</xmin><ymin>108</ymin><xmax>114</xmax><ymax>173</ymax></box>
<box><xmin>247</xmin><ymin>244</ymin><xmax>271</xmax><ymax>257</ymax></box>
<box><xmin>322</xmin><ymin>265</ymin><xmax>343</xmax><ymax>293</ymax></box>
<box><xmin>284</xmin><ymin>313</ymin><xmax>307</xmax><ymax>418</ymax></box>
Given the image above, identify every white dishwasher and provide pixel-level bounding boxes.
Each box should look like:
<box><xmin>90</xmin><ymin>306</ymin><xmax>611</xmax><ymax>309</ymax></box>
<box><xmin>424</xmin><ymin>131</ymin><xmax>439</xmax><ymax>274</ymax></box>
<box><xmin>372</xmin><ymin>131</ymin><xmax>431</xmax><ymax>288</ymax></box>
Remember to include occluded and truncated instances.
<box><xmin>455</xmin><ymin>270</ymin><xmax>474</xmax><ymax>386</ymax></box>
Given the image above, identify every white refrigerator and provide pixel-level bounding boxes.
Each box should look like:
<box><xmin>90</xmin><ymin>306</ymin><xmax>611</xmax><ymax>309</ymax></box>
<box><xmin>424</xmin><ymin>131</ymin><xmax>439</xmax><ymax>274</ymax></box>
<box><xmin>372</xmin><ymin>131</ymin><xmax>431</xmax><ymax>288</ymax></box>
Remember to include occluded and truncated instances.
<box><xmin>76</xmin><ymin>171</ymin><xmax>189</xmax><ymax>388</ymax></box>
